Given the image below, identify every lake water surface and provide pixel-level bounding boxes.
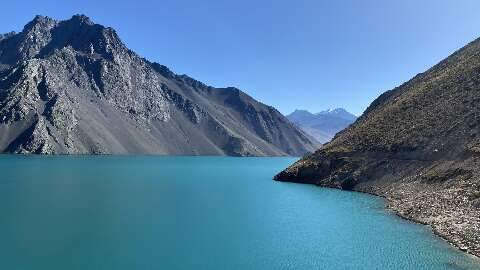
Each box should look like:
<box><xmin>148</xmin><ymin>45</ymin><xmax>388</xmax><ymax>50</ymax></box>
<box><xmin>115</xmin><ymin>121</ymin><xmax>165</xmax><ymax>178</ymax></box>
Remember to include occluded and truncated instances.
<box><xmin>0</xmin><ymin>156</ymin><xmax>479</xmax><ymax>269</ymax></box>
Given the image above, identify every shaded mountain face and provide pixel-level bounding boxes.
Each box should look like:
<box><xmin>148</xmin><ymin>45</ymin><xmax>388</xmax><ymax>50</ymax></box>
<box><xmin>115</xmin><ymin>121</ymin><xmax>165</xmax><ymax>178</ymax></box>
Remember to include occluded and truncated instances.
<box><xmin>275</xmin><ymin>38</ymin><xmax>480</xmax><ymax>256</ymax></box>
<box><xmin>287</xmin><ymin>108</ymin><xmax>357</xmax><ymax>143</ymax></box>
<box><xmin>0</xmin><ymin>15</ymin><xmax>319</xmax><ymax>156</ymax></box>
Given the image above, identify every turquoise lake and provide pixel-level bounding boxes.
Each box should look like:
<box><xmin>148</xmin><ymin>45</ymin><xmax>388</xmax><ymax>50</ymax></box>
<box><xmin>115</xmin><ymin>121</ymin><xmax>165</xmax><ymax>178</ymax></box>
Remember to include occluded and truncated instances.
<box><xmin>0</xmin><ymin>156</ymin><xmax>479</xmax><ymax>269</ymax></box>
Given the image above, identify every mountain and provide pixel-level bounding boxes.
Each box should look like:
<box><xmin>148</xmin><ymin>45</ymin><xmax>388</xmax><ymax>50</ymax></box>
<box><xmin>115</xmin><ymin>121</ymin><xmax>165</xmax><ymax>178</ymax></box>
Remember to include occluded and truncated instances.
<box><xmin>0</xmin><ymin>15</ymin><xmax>320</xmax><ymax>156</ymax></box>
<box><xmin>275</xmin><ymin>38</ymin><xmax>480</xmax><ymax>256</ymax></box>
<box><xmin>287</xmin><ymin>108</ymin><xmax>357</xmax><ymax>143</ymax></box>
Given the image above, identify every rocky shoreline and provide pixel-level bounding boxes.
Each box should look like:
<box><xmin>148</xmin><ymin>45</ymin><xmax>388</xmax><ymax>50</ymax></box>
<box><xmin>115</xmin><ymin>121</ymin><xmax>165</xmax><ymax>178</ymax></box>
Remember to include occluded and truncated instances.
<box><xmin>309</xmin><ymin>180</ymin><xmax>480</xmax><ymax>259</ymax></box>
<box><xmin>380</xmin><ymin>186</ymin><xmax>480</xmax><ymax>258</ymax></box>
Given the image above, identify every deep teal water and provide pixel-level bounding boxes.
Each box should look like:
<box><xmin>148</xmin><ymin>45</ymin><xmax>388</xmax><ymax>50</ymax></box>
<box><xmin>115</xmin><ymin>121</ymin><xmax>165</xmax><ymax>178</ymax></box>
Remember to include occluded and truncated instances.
<box><xmin>0</xmin><ymin>156</ymin><xmax>479</xmax><ymax>270</ymax></box>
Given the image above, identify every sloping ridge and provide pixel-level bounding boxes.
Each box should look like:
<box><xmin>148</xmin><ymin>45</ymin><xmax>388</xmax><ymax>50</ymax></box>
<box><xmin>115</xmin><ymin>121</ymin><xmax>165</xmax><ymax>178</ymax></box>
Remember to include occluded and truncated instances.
<box><xmin>0</xmin><ymin>15</ymin><xmax>319</xmax><ymax>156</ymax></box>
<box><xmin>275</xmin><ymin>37</ymin><xmax>480</xmax><ymax>256</ymax></box>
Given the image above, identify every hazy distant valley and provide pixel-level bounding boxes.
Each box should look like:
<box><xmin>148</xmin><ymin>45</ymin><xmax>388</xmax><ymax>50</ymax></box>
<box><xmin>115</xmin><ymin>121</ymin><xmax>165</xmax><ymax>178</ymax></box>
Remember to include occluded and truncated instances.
<box><xmin>287</xmin><ymin>108</ymin><xmax>357</xmax><ymax>144</ymax></box>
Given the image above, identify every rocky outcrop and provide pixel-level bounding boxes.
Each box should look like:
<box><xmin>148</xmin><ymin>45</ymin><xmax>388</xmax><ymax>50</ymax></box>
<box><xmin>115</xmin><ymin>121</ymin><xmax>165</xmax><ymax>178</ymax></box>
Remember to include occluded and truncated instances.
<box><xmin>275</xmin><ymin>37</ymin><xmax>480</xmax><ymax>256</ymax></box>
<box><xmin>0</xmin><ymin>15</ymin><xmax>319</xmax><ymax>156</ymax></box>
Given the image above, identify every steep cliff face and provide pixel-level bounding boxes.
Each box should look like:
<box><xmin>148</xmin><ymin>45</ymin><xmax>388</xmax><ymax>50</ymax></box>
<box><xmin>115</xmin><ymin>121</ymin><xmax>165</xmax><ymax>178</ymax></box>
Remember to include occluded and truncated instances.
<box><xmin>275</xmin><ymin>37</ymin><xmax>480</xmax><ymax>256</ymax></box>
<box><xmin>0</xmin><ymin>15</ymin><xmax>319</xmax><ymax>156</ymax></box>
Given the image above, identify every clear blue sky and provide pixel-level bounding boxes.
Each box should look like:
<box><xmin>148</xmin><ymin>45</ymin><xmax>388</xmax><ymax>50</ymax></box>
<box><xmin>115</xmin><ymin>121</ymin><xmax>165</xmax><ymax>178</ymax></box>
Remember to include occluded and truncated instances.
<box><xmin>2</xmin><ymin>0</ymin><xmax>480</xmax><ymax>115</ymax></box>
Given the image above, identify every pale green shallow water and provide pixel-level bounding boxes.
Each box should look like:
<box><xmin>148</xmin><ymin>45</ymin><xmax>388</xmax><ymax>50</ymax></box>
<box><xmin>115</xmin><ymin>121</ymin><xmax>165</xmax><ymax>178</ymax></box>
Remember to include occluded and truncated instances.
<box><xmin>0</xmin><ymin>156</ymin><xmax>479</xmax><ymax>270</ymax></box>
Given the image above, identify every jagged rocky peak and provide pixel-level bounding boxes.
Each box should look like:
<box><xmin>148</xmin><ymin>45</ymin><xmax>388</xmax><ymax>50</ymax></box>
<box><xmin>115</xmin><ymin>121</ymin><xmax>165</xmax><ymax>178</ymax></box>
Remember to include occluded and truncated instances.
<box><xmin>21</xmin><ymin>15</ymin><xmax>57</xmax><ymax>43</ymax></box>
<box><xmin>24</xmin><ymin>14</ymin><xmax>94</xmax><ymax>31</ymax></box>
<box><xmin>51</xmin><ymin>15</ymin><xmax>126</xmax><ymax>58</ymax></box>
<box><xmin>69</xmin><ymin>14</ymin><xmax>95</xmax><ymax>26</ymax></box>
<box><xmin>23</xmin><ymin>15</ymin><xmax>57</xmax><ymax>30</ymax></box>
<box><xmin>0</xmin><ymin>15</ymin><xmax>319</xmax><ymax>156</ymax></box>
<box><xmin>1</xmin><ymin>14</ymin><xmax>127</xmax><ymax>66</ymax></box>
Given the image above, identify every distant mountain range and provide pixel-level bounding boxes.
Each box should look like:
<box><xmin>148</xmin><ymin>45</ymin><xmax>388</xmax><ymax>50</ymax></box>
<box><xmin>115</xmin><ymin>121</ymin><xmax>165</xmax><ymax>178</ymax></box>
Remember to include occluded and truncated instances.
<box><xmin>286</xmin><ymin>108</ymin><xmax>357</xmax><ymax>143</ymax></box>
<box><xmin>0</xmin><ymin>15</ymin><xmax>319</xmax><ymax>156</ymax></box>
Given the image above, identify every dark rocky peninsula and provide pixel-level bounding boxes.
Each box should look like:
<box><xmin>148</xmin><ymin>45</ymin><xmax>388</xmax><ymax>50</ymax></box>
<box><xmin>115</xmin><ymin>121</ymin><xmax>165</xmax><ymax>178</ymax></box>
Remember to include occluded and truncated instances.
<box><xmin>275</xmin><ymin>37</ymin><xmax>480</xmax><ymax>257</ymax></box>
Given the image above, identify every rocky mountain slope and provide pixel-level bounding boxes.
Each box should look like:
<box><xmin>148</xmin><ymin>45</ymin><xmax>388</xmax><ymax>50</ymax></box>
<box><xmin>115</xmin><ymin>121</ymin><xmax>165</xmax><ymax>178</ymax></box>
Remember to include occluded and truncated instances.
<box><xmin>0</xmin><ymin>15</ymin><xmax>319</xmax><ymax>156</ymax></box>
<box><xmin>275</xmin><ymin>38</ymin><xmax>480</xmax><ymax>256</ymax></box>
<box><xmin>287</xmin><ymin>108</ymin><xmax>357</xmax><ymax>143</ymax></box>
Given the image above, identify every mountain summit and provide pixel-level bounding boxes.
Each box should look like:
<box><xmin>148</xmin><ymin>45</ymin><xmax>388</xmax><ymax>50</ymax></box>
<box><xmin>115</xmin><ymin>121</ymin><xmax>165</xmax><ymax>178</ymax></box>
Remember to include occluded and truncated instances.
<box><xmin>276</xmin><ymin>37</ymin><xmax>480</xmax><ymax>255</ymax></box>
<box><xmin>287</xmin><ymin>108</ymin><xmax>357</xmax><ymax>143</ymax></box>
<box><xmin>0</xmin><ymin>15</ymin><xmax>319</xmax><ymax>155</ymax></box>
